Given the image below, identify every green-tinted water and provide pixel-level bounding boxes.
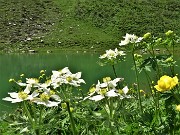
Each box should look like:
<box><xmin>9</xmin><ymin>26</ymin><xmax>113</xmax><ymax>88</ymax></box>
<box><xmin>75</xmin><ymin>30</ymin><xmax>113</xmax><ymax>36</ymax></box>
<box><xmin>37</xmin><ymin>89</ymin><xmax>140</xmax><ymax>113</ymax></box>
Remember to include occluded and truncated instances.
<box><xmin>0</xmin><ymin>52</ymin><xmax>136</xmax><ymax>114</ymax></box>
<box><xmin>2</xmin><ymin>52</ymin><xmax>180</xmax><ymax>114</ymax></box>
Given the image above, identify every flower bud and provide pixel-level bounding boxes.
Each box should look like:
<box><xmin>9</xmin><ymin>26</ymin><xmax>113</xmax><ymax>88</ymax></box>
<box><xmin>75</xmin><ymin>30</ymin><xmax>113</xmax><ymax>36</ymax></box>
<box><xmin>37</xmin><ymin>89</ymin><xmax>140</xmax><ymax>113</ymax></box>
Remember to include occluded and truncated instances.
<box><xmin>61</xmin><ymin>103</ymin><xmax>67</xmax><ymax>109</ymax></box>
<box><xmin>165</xmin><ymin>30</ymin><xmax>173</xmax><ymax>36</ymax></box>
<box><xmin>20</xmin><ymin>74</ymin><xmax>24</xmax><ymax>77</ymax></box>
<box><xmin>143</xmin><ymin>32</ymin><xmax>151</xmax><ymax>39</ymax></box>
<box><xmin>9</xmin><ymin>78</ymin><xmax>15</xmax><ymax>83</ymax></box>
<box><xmin>70</xmin><ymin>107</ymin><xmax>74</xmax><ymax>112</ymax></box>
<box><xmin>165</xmin><ymin>57</ymin><xmax>173</xmax><ymax>63</ymax></box>
<box><xmin>40</xmin><ymin>70</ymin><xmax>45</xmax><ymax>74</ymax></box>
<box><xmin>156</xmin><ymin>38</ymin><xmax>162</xmax><ymax>43</ymax></box>
<box><xmin>176</xmin><ymin>104</ymin><xmax>180</xmax><ymax>111</ymax></box>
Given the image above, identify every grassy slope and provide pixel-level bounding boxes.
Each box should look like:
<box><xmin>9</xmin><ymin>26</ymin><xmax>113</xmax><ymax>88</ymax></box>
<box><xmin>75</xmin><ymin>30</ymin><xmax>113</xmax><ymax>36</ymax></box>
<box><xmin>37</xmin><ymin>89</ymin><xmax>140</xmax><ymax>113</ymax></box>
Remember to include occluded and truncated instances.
<box><xmin>0</xmin><ymin>0</ymin><xmax>180</xmax><ymax>53</ymax></box>
<box><xmin>43</xmin><ymin>0</ymin><xmax>117</xmax><ymax>52</ymax></box>
<box><xmin>0</xmin><ymin>0</ymin><xmax>117</xmax><ymax>53</ymax></box>
<box><xmin>0</xmin><ymin>0</ymin><xmax>61</xmax><ymax>52</ymax></box>
<box><xmin>74</xmin><ymin>0</ymin><xmax>180</xmax><ymax>37</ymax></box>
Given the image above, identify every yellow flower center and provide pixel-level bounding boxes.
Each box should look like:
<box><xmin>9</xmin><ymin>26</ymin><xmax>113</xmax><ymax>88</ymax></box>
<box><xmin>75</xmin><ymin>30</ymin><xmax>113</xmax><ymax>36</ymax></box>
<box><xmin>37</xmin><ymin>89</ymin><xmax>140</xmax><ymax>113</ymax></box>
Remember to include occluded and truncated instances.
<box><xmin>118</xmin><ymin>89</ymin><xmax>124</xmax><ymax>95</ymax></box>
<box><xmin>103</xmin><ymin>77</ymin><xmax>111</xmax><ymax>82</ymax></box>
<box><xmin>89</xmin><ymin>87</ymin><xmax>96</xmax><ymax>93</ymax></box>
<box><xmin>50</xmin><ymin>90</ymin><xmax>55</xmax><ymax>95</ymax></box>
<box><xmin>66</xmin><ymin>76</ymin><xmax>73</xmax><ymax>82</ymax></box>
<box><xmin>40</xmin><ymin>93</ymin><xmax>50</xmax><ymax>101</ymax></box>
<box><xmin>99</xmin><ymin>88</ymin><xmax>107</xmax><ymax>95</ymax></box>
<box><xmin>109</xmin><ymin>52</ymin><xmax>115</xmax><ymax>57</ymax></box>
<box><xmin>18</xmin><ymin>91</ymin><xmax>28</xmax><ymax>100</ymax></box>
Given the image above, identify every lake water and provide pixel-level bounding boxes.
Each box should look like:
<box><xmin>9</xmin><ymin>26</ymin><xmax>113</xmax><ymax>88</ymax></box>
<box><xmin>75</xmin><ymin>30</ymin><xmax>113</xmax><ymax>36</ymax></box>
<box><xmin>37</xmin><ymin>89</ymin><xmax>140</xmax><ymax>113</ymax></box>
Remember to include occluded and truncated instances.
<box><xmin>1</xmin><ymin>52</ymin><xmax>180</xmax><ymax>114</ymax></box>
<box><xmin>0</xmin><ymin>52</ymin><xmax>136</xmax><ymax>114</ymax></box>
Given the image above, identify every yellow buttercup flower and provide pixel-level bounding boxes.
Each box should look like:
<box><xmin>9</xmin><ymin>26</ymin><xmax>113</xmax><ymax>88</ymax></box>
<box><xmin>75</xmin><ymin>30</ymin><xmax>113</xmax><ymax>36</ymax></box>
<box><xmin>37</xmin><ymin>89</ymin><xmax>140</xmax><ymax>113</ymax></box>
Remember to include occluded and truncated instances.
<box><xmin>154</xmin><ymin>75</ymin><xmax>178</xmax><ymax>92</ymax></box>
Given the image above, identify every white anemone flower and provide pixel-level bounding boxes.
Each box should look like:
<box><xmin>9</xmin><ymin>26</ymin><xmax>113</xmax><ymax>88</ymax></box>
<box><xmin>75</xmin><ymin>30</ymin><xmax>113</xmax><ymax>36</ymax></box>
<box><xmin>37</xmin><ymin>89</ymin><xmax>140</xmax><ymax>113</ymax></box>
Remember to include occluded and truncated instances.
<box><xmin>99</xmin><ymin>48</ymin><xmax>125</xmax><ymax>60</ymax></box>
<box><xmin>89</xmin><ymin>89</ymin><xmax>118</xmax><ymax>102</ymax></box>
<box><xmin>84</xmin><ymin>78</ymin><xmax>122</xmax><ymax>102</ymax></box>
<box><xmin>17</xmin><ymin>78</ymin><xmax>39</xmax><ymax>87</ymax></box>
<box><xmin>32</xmin><ymin>89</ymin><xmax>61</xmax><ymax>107</ymax></box>
<box><xmin>37</xmin><ymin>80</ymin><xmax>52</xmax><ymax>90</ymax></box>
<box><xmin>117</xmin><ymin>86</ymin><xmax>131</xmax><ymax>99</ymax></box>
<box><xmin>51</xmin><ymin>77</ymin><xmax>64</xmax><ymax>89</ymax></box>
<box><xmin>2</xmin><ymin>84</ymin><xmax>39</xmax><ymax>103</ymax></box>
<box><xmin>119</xmin><ymin>33</ymin><xmax>143</xmax><ymax>46</ymax></box>
<box><xmin>26</xmin><ymin>78</ymin><xmax>39</xmax><ymax>85</ymax></box>
<box><xmin>64</xmin><ymin>72</ymin><xmax>85</xmax><ymax>87</ymax></box>
<box><xmin>99</xmin><ymin>78</ymin><xmax>123</xmax><ymax>89</ymax></box>
<box><xmin>51</xmin><ymin>67</ymin><xmax>71</xmax><ymax>82</ymax></box>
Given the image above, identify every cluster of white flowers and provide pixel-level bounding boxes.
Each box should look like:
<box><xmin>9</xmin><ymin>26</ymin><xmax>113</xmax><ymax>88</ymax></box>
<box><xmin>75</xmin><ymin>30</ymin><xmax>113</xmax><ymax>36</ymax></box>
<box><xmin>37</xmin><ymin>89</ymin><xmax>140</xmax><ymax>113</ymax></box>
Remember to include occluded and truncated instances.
<box><xmin>3</xmin><ymin>67</ymin><xmax>85</xmax><ymax>107</ymax></box>
<box><xmin>84</xmin><ymin>77</ymin><xmax>131</xmax><ymax>102</ymax></box>
<box><xmin>119</xmin><ymin>33</ymin><xmax>143</xmax><ymax>46</ymax></box>
<box><xmin>99</xmin><ymin>48</ymin><xmax>126</xmax><ymax>60</ymax></box>
<box><xmin>51</xmin><ymin>67</ymin><xmax>85</xmax><ymax>89</ymax></box>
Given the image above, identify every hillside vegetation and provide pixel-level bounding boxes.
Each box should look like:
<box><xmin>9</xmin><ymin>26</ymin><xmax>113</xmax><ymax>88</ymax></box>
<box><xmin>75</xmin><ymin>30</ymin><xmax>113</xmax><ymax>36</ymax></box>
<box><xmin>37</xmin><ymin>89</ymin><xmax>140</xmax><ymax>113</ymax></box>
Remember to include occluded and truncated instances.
<box><xmin>75</xmin><ymin>0</ymin><xmax>180</xmax><ymax>37</ymax></box>
<box><xmin>0</xmin><ymin>0</ymin><xmax>180</xmax><ymax>53</ymax></box>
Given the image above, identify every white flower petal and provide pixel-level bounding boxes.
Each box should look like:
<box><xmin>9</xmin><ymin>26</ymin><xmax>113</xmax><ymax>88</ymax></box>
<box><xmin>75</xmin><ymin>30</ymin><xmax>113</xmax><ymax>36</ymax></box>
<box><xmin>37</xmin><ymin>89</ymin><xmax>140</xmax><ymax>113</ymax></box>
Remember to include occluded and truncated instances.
<box><xmin>106</xmin><ymin>90</ymin><xmax>118</xmax><ymax>97</ymax></box>
<box><xmin>3</xmin><ymin>97</ymin><xmax>22</xmax><ymax>103</ymax></box>
<box><xmin>8</xmin><ymin>92</ymin><xmax>19</xmax><ymax>99</ymax></box>
<box><xmin>17</xmin><ymin>82</ymin><xmax>27</xmax><ymax>87</ymax></box>
<box><xmin>75</xmin><ymin>72</ymin><xmax>81</xmax><ymax>79</ymax></box>
<box><xmin>51</xmin><ymin>95</ymin><xmax>61</xmax><ymax>102</ymax></box>
<box><xmin>89</xmin><ymin>95</ymin><xmax>105</xmax><ymax>101</ymax></box>
<box><xmin>99</xmin><ymin>82</ymin><xmax>108</xmax><ymax>88</ymax></box>
<box><xmin>45</xmin><ymin>101</ymin><xmax>60</xmax><ymax>107</ymax></box>
<box><xmin>24</xmin><ymin>84</ymin><xmax>31</xmax><ymax>94</ymax></box>
<box><xmin>122</xmin><ymin>86</ymin><xmax>129</xmax><ymax>94</ymax></box>
<box><xmin>28</xmin><ymin>91</ymin><xmax>39</xmax><ymax>100</ymax></box>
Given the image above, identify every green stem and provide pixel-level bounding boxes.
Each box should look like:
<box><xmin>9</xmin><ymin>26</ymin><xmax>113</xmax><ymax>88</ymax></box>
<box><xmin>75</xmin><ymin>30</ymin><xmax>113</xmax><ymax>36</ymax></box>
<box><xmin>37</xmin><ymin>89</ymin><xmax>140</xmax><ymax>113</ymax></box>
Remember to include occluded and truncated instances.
<box><xmin>38</xmin><ymin>106</ymin><xmax>43</xmax><ymax>135</ymax></box>
<box><xmin>105</xmin><ymin>98</ymin><xmax>114</xmax><ymax>135</ymax></box>
<box><xmin>66</xmin><ymin>101</ymin><xmax>77</xmax><ymax>135</ymax></box>
<box><xmin>132</xmin><ymin>51</ymin><xmax>143</xmax><ymax>114</ymax></box>
<box><xmin>156</xmin><ymin>92</ymin><xmax>162</xmax><ymax>124</ymax></box>
<box><xmin>23</xmin><ymin>102</ymin><xmax>37</xmax><ymax>135</ymax></box>
<box><xmin>112</xmin><ymin>65</ymin><xmax>118</xmax><ymax>78</ymax></box>
<box><xmin>171</xmin><ymin>39</ymin><xmax>175</xmax><ymax>76</ymax></box>
<box><xmin>171</xmin><ymin>90</ymin><xmax>180</xmax><ymax>104</ymax></box>
<box><xmin>112</xmin><ymin>65</ymin><xmax>120</xmax><ymax>89</ymax></box>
